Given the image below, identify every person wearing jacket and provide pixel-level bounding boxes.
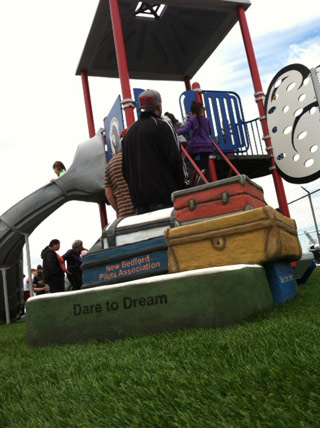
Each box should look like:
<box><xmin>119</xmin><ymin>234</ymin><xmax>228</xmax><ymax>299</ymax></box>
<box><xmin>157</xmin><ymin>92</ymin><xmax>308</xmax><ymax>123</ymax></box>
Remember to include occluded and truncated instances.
<box><xmin>62</xmin><ymin>240</ymin><xmax>85</xmax><ymax>291</ymax></box>
<box><xmin>176</xmin><ymin>100</ymin><xmax>213</xmax><ymax>180</ymax></box>
<box><xmin>41</xmin><ymin>239</ymin><xmax>65</xmax><ymax>293</ymax></box>
<box><xmin>122</xmin><ymin>89</ymin><xmax>187</xmax><ymax>214</ymax></box>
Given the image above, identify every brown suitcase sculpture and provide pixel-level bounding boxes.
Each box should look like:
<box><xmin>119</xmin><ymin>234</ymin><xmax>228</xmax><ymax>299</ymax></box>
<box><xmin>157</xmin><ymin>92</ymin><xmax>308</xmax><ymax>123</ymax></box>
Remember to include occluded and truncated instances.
<box><xmin>164</xmin><ymin>206</ymin><xmax>302</xmax><ymax>273</ymax></box>
<box><xmin>171</xmin><ymin>175</ymin><xmax>266</xmax><ymax>225</ymax></box>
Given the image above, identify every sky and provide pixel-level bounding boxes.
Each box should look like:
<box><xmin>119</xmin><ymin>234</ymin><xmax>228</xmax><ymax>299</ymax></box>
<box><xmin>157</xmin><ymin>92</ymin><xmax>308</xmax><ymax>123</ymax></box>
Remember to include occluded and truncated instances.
<box><xmin>0</xmin><ymin>0</ymin><xmax>320</xmax><ymax>270</ymax></box>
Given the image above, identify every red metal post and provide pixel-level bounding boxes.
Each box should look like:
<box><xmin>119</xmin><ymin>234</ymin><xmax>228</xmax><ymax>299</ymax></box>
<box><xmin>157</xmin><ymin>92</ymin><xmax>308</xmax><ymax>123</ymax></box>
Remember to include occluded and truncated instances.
<box><xmin>81</xmin><ymin>71</ymin><xmax>96</xmax><ymax>138</ymax></box>
<box><xmin>109</xmin><ymin>0</ymin><xmax>135</xmax><ymax>128</ymax></box>
<box><xmin>184</xmin><ymin>76</ymin><xmax>192</xmax><ymax>91</ymax></box>
<box><xmin>192</xmin><ymin>82</ymin><xmax>204</xmax><ymax>104</ymax></box>
<box><xmin>237</xmin><ymin>6</ymin><xmax>290</xmax><ymax>217</ymax></box>
<box><xmin>208</xmin><ymin>155</ymin><xmax>218</xmax><ymax>181</ymax></box>
<box><xmin>81</xmin><ymin>70</ymin><xmax>108</xmax><ymax>229</ymax></box>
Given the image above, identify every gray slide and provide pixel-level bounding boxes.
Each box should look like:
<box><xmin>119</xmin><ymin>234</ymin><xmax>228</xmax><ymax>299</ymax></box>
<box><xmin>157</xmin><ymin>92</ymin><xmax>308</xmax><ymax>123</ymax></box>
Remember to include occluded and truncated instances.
<box><xmin>0</xmin><ymin>130</ymin><xmax>107</xmax><ymax>323</ymax></box>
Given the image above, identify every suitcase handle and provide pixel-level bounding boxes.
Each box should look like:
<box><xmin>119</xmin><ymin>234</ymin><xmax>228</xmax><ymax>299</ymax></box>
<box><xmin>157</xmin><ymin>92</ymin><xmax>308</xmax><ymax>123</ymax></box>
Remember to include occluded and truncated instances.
<box><xmin>221</xmin><ymin>191</ymin><xmax>229</xmax><ymax>204</ymax></box>
<box><xmin>188</xmin><ymin>199</ymin><xmax>196</xmax><ymax>211</ymax></box>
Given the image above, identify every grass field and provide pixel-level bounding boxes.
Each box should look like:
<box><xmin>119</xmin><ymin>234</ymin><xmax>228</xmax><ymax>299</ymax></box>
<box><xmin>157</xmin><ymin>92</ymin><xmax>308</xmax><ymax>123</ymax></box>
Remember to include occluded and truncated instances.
<box><xmin>1</xmin><ymin>269</ymin><xmax>320</xmax><ymax>428</ymax></box>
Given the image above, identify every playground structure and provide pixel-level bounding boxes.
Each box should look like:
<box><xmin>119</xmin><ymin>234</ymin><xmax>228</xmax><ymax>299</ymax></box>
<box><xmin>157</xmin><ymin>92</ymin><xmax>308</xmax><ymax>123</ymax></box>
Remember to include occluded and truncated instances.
<box><xmin>1</xmin><ymin>1</ymin><xmax>319</xmax><ymax>331</ymax></box>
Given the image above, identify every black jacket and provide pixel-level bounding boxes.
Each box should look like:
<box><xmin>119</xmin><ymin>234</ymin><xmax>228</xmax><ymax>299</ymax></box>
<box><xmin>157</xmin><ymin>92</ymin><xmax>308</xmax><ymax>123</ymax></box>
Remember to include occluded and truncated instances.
<box><xmin>41</xmin><ymin>246</ymin><xmax>64</xmax><ymax>282</ymax></box>
<box><xmin>62</xmin><ymin>249</ymin><xmax>82</xmax><ymax>273</ymax></box>
<box><xmin>122</xmin><ymin>112</ymin><xmax>186</xmax><ymax>207</ymax></box>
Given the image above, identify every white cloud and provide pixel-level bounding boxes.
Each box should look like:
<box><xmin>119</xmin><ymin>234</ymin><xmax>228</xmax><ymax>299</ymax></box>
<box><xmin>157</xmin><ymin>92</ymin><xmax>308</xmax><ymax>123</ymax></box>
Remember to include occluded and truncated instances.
<box><xmin>287</xmin><ymin>37</ymin><xmax>320</xmax><ymax>66</ymax></box>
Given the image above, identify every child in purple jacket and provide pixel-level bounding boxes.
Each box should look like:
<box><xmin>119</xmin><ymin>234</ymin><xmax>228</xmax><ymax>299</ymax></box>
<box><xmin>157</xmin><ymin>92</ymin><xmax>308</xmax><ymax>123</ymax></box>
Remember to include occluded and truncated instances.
<box><xmin>176</xmin><ymin>100</ymin><xmax>213</xmax><ymax>179</ymax></box>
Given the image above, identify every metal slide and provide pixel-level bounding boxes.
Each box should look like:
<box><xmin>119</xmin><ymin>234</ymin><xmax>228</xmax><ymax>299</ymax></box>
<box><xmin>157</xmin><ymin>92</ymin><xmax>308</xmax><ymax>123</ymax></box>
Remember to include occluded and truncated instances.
<box><xmin>0</xmin><ymin>130</ymin><xmax>107</xmax><ymax>323</ymax></box>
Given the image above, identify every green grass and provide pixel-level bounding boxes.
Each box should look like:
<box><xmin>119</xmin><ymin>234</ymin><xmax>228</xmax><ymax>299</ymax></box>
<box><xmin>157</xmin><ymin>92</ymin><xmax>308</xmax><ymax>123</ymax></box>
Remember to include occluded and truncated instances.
<box><xmin>1</xmin><ymin>269</ymin><xmax>320</xmax><ymax>428</ymax></box>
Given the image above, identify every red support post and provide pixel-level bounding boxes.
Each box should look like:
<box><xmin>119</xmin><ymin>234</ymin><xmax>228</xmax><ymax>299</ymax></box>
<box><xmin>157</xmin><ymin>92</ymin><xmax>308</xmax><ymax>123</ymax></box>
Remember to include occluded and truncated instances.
<box><xmin>192</xmin><ymin>82</ymin><xmax>204</xmax><ymax>104</ymax></box>
<box><xmin>81</xmin><ymin>71</ymin><xmax>96</xmax><ymax>138</ymax></box>
<box><xmin>109</xmin><ymin>0</ymin><xmax>135</xmax><ymax>128</ymax></box>
<box><xmin>81</xmin><ymin>70</ymin><xmax>108</xmax><ymax>230</ymax></box>
<box><xmin>208</xmin><ymin>155</ymin><xmax>218</xmax><ymax>181</ymax></box>
<box><xmin>237</xmin><ymin>6</ymin><xmax>290</xmax><ymax>218</ymax></box>
<box><xmin>184</xmin><ymin>76</ymin><xmax>192</xmax><ymax>91</ymax></box>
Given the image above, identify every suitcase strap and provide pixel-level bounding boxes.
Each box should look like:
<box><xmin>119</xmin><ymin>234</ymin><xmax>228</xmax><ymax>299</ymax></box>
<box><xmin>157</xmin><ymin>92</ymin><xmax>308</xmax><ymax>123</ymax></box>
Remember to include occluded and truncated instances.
<box><xmin>104</xmin><ymin>217</ymin><xmax>124</xmax><ymax>248</ymax></box>
<box><xmin>165</xmin><ymin>217</ymin><xmax>297</xmax><ymax>246</ymax></box>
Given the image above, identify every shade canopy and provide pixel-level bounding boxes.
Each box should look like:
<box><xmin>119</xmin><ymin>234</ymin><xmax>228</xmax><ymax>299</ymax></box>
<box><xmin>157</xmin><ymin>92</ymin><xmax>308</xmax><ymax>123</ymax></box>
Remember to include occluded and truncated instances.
<box><xmin>76</xmin><ymin>0</ymin><xmax>251</xmax><ymax>81</ymax></box>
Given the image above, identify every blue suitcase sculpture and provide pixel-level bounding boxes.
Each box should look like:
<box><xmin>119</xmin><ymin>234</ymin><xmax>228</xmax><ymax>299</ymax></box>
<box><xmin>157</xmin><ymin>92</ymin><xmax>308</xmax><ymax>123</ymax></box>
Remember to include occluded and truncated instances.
<box><xmin>82</xmin><ymin>236</ymin><xmax>168</xmax><ymax>288</ymax></box>
<box><xmin>264</xmin><ymin>262</ymin><xmax>297</xmax><ymax>304</ymax></box>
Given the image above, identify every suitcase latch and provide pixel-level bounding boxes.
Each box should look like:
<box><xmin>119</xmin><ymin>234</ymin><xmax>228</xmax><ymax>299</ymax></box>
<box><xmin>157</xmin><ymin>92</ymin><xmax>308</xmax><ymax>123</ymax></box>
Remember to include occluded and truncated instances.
<box><xmin>188</xmin><ymin>199</ymin><xmax>196</xmax><ymax>211</ymax></box>
<box><xmin>211</xmin><ymin>237</ymin><xmax>226</xmax><ymax>250</ymax></box>
<box><xmin>221</xmin><ymin>192</ymin><xmax>229</xmax><ymax>204</ymax></box>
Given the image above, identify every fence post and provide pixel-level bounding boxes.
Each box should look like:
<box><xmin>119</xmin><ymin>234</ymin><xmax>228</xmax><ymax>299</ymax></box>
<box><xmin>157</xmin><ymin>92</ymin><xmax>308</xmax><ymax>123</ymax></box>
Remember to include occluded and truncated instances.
<box><xmin>301</xmin><ymin>186</ymin><xmax>320</xmax><ymax>243</ymax></box>
<box><xmin>1</xmin><ymin>268</ymin><xmax>10</xmax><ymax>324</ymax></box>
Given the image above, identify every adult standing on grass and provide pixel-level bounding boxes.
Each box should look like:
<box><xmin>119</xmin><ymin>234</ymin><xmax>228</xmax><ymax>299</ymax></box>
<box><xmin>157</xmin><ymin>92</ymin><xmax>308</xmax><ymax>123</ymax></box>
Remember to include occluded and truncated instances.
<box><xmin>41</xmin><ymin>239</ymin><xmax>65</xmax><ymax>293</ymax></box>
<box><xmin>63</xmin><ymin>240</ymin><xmax>86</xmax><ymax>291</ymax></box>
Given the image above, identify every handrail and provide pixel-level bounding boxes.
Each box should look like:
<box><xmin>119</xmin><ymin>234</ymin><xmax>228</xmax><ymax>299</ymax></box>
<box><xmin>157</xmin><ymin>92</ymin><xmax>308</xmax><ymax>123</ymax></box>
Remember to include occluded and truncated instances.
<box><xmin>210</xmin><ymin>136</ymin><xmax>241</xmax><ymax>175</ymax></box>
<box><xmin>180</xmin><ymin>144</ymin><xmax>209</xmax><ymax>184</ymax></box>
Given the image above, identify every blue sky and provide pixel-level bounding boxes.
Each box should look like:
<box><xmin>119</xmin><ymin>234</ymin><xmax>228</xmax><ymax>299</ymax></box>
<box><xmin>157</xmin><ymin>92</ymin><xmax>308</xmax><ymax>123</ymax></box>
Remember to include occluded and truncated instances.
<box><xmin>0</xmin><ymin>0</ymin><xmax>320</xmax><ymax>267</ymax></box>
<box><xmin>198</xmin><ymin>16</ymin><xmax>320</xmax><ymax>113</ymax></box>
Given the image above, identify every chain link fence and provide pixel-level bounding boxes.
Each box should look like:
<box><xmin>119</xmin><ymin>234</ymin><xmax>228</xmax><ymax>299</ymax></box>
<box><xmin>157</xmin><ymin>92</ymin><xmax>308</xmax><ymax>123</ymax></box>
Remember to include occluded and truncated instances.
<box><xmin>288</xmin><ymin>188</ymin><xmax>320</xmax><ymax>253</ymax></box>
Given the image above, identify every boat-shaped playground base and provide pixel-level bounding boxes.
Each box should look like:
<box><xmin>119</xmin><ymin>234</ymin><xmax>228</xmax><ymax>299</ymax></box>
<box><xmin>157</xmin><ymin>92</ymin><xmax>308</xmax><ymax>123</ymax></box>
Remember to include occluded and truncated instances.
<box><xmin>27</xmin><ymin>264</ymin><xmax>273</xmax><ymax>347</ymax></box>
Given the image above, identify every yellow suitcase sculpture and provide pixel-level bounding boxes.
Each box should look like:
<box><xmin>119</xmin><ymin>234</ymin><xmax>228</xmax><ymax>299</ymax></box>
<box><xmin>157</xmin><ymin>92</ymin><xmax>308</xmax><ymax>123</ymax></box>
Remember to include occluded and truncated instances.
<box><xmin>164</xmin><ymin>206</ymin><xmax>302</xmax><ymax>273</ymax></box>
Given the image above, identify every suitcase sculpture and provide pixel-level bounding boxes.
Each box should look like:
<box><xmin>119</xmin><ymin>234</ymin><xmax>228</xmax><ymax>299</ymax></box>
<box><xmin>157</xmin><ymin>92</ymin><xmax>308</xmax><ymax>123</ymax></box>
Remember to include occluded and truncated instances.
<box><xmin>264</xmin><ymin>262</ymin><xmax>297</xmax><ymax>304</ymax></box>
<box><xmin>164</xmin><ymin>205</ymin><xmax>302</xmax><ymax>273</ymax></box>
<box><xmin>82</xmin><ymin>236</ymin><xmax>168</xmax><ymax>288</ymax></box>
<box><xmin>171</xmin><ymin>174</ymin><xmax>266</xmax><ymax>225</ymax></box>
<box><xmin>103</xmin><ymin>207</ymin><xmax>173</xmax><ymax>248</ymax></box>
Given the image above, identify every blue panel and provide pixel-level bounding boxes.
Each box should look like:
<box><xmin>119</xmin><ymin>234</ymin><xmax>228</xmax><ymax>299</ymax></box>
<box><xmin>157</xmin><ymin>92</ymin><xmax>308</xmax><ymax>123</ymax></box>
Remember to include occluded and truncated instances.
<box><xmin>229</xmin><ymin>93</ymin><xmax>246</xmax><ymax>148</ymax></box>
<box><xmin>82</xmin><ymin>236</ymin><xmax>168</xmax><ymax>288</ymax></box>
<box><xmin>133</xmin><ymin>88</ymin><xmax>145</xmax><ymax>120</ymax></box>
<box><xmin>104</xmin><ymin>96</ymin><xmax>125</xmax><ymax>161</ymax></box>
<box><xmin>179</xmin><ymin>90</ymin><xmax>196</xmax><ymax>119</ymax></box>
<box><xmin>264</xmin><ymin>262</ymin><xmax>297</xmax><ymax>304</ymax></box>
<box><xmin>202</xmin><ymin>90</ymin><xmax>249</xmax><ymax>153</ymax></box>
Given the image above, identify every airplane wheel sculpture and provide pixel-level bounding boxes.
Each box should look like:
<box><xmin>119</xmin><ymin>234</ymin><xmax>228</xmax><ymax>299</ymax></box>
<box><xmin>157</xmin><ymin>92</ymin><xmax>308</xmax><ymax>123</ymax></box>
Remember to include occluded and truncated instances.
<box><xmin>265</xmin><ymin>63</ymin><xmax>320</xmax><ymax>184</ymax></box>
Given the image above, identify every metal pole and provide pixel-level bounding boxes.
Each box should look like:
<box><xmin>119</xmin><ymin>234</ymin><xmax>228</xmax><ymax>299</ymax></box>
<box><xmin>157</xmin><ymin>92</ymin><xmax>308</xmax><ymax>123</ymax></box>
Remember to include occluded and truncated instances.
<box><xmin>301</xmin><ymin>186</ymin><xmax>320</xmax><ymax>243</ymax></box>
<box><xmin>24</xmin><ymin>234</ymin><xmax>34</xmax><ymax>298</ymax></box>
<box><xmin>192</xmin><ymin>82</ymin><xmax>204</xmax><ymax>104</ymax></box>
<box><xmin>237</xmin><ymin>6</ymin><xmax>290</xmax><ymax>218</ymax></box>
<box><xmin>80</xmin><ymin>71</ymin><xmax>96</xmax><ymax>138</ymax></box>
<box><xmin>109</xmin><ymin>0</ymin><xmax>135</xmax><ymax>128</ymax></box>
<box><xmin>184</xmin><ymin>76</ymin><xmax>192</xmax><ymax>91</ymax></box>
<box><xmin>1</xmin><ymin>268</ymin><xmax>10</xmax><ymax>324</ymax></box>
<box><xmin>80</xmin><ymin>70</ymin><xmax>108</xmax><ymax>230</ymax></box>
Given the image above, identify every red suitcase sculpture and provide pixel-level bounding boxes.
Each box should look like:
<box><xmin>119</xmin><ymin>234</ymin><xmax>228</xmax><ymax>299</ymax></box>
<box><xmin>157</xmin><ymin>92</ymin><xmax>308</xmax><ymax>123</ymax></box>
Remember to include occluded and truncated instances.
<box><xmin>171</xmin><ymin>175</ymin><xmax>266</xmax><ymax>225</ymax></box>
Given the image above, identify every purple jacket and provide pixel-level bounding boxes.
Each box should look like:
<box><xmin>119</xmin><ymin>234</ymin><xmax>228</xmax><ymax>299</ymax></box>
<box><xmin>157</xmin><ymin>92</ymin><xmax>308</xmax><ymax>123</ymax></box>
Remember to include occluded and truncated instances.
<box><xmin>177</xmin><ymin>115</ymin><xmax>213</xmax><ymax>154</ymax></box>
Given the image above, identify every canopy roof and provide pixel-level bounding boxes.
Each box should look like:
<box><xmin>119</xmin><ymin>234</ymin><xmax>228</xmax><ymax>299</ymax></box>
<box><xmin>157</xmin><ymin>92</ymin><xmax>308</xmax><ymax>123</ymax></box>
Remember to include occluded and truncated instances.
<box><xmin>76</xmin><ymin>0</ymin><xmax>251</xmax><ymax>81</ymax></box>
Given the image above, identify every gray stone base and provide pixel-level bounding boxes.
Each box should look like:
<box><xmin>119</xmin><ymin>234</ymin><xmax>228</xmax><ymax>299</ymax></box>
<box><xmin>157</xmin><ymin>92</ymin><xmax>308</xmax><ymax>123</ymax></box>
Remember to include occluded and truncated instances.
<box><xmin>27</xmin><ymin>264</ymin><xmax>273</xmax><ymax>346</ymax></box>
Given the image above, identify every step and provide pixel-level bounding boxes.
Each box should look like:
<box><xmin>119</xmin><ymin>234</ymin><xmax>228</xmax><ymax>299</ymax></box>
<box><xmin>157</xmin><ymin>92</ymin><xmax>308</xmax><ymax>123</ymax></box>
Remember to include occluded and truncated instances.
<box><xmin>27</xmin><ymin>264</ymin><xmax>273</xmax><ymax>346</ymax></box>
